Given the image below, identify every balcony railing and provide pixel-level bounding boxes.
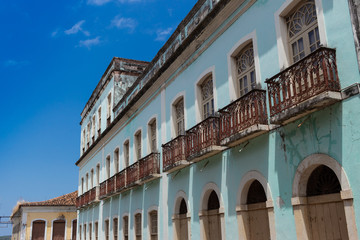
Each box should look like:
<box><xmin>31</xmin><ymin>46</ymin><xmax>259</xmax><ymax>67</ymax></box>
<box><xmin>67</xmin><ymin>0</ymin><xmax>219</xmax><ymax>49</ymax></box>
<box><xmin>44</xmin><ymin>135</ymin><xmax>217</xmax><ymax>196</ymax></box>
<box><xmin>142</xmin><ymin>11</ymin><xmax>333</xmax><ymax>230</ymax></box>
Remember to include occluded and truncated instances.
<box><xmin>162</xmin><ymin>135</ymin><xmax>188</xmax><ymax>173</ymax></box>
<box><xmin>107</xmin><ymin>176</ymin><xmax>115</xmax><ymax>196</ymax></box>
<box><xmin>89</xmin><ymin>187</ymin><xmax>97</xmax><ymax>203</ymax></box>
<box><xmin>138</xmin><ymin>152</ymin><xmax>160</xmax><ymax>183</ymax></box>
<box><xmin>266</xmin><ymin>47</ymin><xmax>341</xmax><ymax>123</ymax></box>
<box><xmin>126</xmin><ymin>162</ymin><xmax>139</xmax><ymax>187</ymax></box>
<box><xmin>76</xmin><ymin>196</ymin><xmax>81</xmax><ymax>208</ymax></box>
<box><xmin>115</xmin><ymin>169</ymin><xmax>126</xmax><ymax>192</ymax></box>
<box><xmin>99</xmin><ymin>181</ymin><xmax>107</xmax><ymax>199</ymax></box>
<box><xmin>219</xmin><ymin>89</ymin><xmax>268</xmax><ymax>146</ymax></box>
<box><xmin>186</xmin><ymin>116</ymin><xmax>225</xmax><ymax>162</ymax></box>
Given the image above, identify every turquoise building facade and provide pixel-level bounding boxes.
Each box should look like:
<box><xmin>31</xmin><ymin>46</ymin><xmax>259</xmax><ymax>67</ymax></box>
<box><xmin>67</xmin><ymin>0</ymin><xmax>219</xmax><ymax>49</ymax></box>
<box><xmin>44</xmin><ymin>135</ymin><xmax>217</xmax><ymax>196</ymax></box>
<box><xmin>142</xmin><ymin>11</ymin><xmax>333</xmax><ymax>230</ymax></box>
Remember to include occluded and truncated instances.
<box><xmin>76</xmin><ymin>0</ymin><xmax>360</xmax><ymax>239</ymax></box>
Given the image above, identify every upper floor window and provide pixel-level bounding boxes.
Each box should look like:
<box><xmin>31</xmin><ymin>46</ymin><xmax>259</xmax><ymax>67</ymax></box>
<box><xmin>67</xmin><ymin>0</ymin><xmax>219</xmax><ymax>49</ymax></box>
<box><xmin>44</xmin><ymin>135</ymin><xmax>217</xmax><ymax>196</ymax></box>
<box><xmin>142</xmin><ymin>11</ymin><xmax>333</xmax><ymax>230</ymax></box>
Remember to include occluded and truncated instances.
<box><xmin>81</xmin><ymin>177</ymin><xmax>84</xmax><ymax>194</ymax></box>
<box><xmin>87</xmin><ymin>123</ymin><xmax>91</xmax><ymax>147</ymax></box>
<box><xmin>148</xmin><ymin>120</ymin><xmax>157</xmax><ymax>153</ymax></box>
<box><xmin>106</xmin><ymin>156</ymin><xmax>111</xmax><ymax>179</ymax></box>
<box><xmin>90</xmin><ymin>169</ymin><xmax>94</xmax><ymax>189</ymax></box>
<box><xmin>123</xmin><ymin>140</ymin><xmax>130</xmax><ymax>168</ymax></box>
<box><xmin>149</xmin><ymin>211</ymin><xmax>158</xmax><ymax>240</ymax></box>
<box><xmin>113</xmin><ymin>218</ymin><xmax>118</xmax><ymax>240</ymax></box>
<box><xmin>135</xmin><ymin>131</ymin><xmax>142</xmax><ymax>161</ymax></box>
<box><xmin>135</xmin><ymin>213</ymin><xmax>142</xmax><ymax>240</ymax></box>
<box><xmin>286</xmin><ymin>0</ymin><xmax>319</xmax><ymax>63</ymax></box>
<box><xmin>114</xmin><ymin>148</ymin><xmax>119</xmax><ymax>173</ymax></box>
<box><xmin>98</xmin><ymin>107</ymin><xmax>102</xmax><ymax>136</ymax></box>
<box><xmin>200</xmin><ymin>76</ymin><xmax>214</xmax><ymax>120</ymax></box>
<box><xmin>85</xmin><ymin>173</ymin><xmax>89</xmax><ymax>192</ymax></box>
<box><xmin>123</xmin><ymin>216</ymin><xmax>129</xmax><ymax>240</ymax></box>
<box><xmin>82</xmin><ymin>129</ymin><xmax>86</xmax><ymax>152</ymax></box>
<box><xmin>236</xmin><ymin>43</ymin><xmax>256</xmax><ymax>96</ymax></box>
<box><xmin>107</xmin><ymin>93</ymin><xmax>112</xmax><ymax>127</ymax></box>
<box><xmin>96</xmin><ymin>164</ymin><xmax>100</xmax><ymax>186</ymax></box>
<box><xmin>79</xmin><ymin>225</ymin><xmax>82</xmax><ymax>240</ymax></box>
<box><xmin>174</xmin><ymin>98</ymin><xmax>185</xmax><ymax>136</ymax></box>
<box><xmin>92</xmin><ymin>115</ymin><xmax>96</xmax><ymax>142</ymax></box>
<box><xmin>89</xmin><ymin>223</ymin><xmax>92</xmax><ymax>240</ymax></box>
<box><xmin>84</xmin><ymin>224</ymin><xmax>87</xmax><ymax>240</ymax></box>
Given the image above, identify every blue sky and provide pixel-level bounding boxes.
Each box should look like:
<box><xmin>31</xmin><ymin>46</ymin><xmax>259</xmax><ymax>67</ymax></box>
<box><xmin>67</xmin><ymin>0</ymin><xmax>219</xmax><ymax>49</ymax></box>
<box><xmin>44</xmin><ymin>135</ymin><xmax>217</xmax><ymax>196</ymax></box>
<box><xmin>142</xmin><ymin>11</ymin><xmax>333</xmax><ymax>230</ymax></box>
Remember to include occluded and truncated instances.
<box><xmin>0</xmin><ymin>0</ymin><xmax>195</xmax><ymax>235</ymax></box>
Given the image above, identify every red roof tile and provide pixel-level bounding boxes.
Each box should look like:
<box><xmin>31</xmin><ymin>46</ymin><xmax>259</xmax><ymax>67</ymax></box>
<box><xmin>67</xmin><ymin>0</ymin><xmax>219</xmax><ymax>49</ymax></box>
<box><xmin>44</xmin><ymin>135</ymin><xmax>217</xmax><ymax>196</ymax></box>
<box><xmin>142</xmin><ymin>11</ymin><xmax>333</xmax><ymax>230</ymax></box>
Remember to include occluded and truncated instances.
<box><xmin>21</xmin><ymin>191</ymin><xmax>77</xmax><ymax>207</ymax></box>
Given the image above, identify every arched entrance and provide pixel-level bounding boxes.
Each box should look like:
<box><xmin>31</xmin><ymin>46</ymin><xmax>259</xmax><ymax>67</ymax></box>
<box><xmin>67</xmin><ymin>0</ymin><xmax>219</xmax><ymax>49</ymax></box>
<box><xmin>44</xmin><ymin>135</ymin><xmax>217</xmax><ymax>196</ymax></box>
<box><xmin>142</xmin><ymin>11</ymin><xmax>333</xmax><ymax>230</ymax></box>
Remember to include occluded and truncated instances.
<box><xmin>199</xmin><ymin>183</ymin><xmax>224</xmax><ymax>240</ymax></box>
<box><xmin>292</xmin><ymin>154</ymin><xmax>358</xmax><ymax>240</ymax></box>
<box><xmin>173</xmin><ymin>194</ymin><xmax>190</xmax><ymax>240</ymax></box>
<box><xmin>236</xmin><ymin>171</ymin><xmax>276</xmax><ymax>240</ymax></box>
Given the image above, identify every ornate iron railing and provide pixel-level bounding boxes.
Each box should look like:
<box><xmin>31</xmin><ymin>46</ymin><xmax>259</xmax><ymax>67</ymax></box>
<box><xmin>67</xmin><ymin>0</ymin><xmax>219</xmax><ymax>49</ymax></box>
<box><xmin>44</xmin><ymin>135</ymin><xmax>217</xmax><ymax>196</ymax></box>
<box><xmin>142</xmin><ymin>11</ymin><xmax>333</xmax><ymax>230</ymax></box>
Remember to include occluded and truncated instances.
<box><xmin>107</xmin><ymin>176</ymin><xmax>115</xmax><ymax>195</ymax></box>
<box><xmin>266</xmin><ymin>47</ymin><xmax>340</xmax><ymax>117</ymax></box>
<box><xmin>126</xmin><ymin>162</ymin><xmax>139</xmax><ymax>186</ymax></box>
<box><xmin>100</xmin><ymin>181</ymin><xmax>107</xmax><ymax>198</ymax></box>
<box><xmin>89</xmin><ymin>187</ymin><xmax>96</xmax><ymax>203</ymax></box>
<box><xmin>219</xmin><ymin>89</ymin><xmax>268</xmax><ymax>141</ymax></box>
<box><xmin>138</xmin><ymin>152</ymin><xmax>160</xmax><ymax>182</ymax></box>
<box><xmin>115</xmin><ymin>169</ymin><xmax>126</xmax><ymax>192</ymax></box>
<box><xmin>162</xmin><ymin>135</ymin><xmax>187</xmax><ymax>172</ymax></box>
<box><xmin>76</xmin><ymin>196</ymin><xmax>81</xmax><ymax>208</ymax></box>
<box><xmin>186</xmin><ymin>116</ymin><xmax>220</xmax><ymax>159</ymax></box>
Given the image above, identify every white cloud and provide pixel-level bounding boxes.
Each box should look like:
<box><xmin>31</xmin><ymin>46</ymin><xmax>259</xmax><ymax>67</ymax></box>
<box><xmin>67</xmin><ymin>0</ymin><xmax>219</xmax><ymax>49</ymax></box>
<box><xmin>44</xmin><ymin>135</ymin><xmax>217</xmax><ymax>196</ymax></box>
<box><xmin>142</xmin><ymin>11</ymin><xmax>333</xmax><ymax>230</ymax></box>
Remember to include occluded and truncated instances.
<box><xmin>155</xmin><ymin>27</ymin><xmax>173</xmax><ymax>41</ymax></box>
<box><xmin>87</xmin><ymin>0</ymin><xmax>111</xmax><ymax>5</ymax></box>
<box><xmin>78</xmin><ymin>36</ymin><xmax>101</xmax><ymax>49</ymax></box>
<box><xmin>51</xmin><ymin>29</ymin><xmax>59</xmax><ymax>38</ymax></box>
<box><xmin>64</xmin><ymin>20</ymin><xmax>90</xmax><ymax>36</ymax></box>
<box><xmin>111</xmin><ymin>16</ymin><xmax>137</xmax><ymax>32</ymax></box>
<box><xmin>3</xmin><ymin>60</ymin><xmax>29</xmax><ymax>67</ymax></box>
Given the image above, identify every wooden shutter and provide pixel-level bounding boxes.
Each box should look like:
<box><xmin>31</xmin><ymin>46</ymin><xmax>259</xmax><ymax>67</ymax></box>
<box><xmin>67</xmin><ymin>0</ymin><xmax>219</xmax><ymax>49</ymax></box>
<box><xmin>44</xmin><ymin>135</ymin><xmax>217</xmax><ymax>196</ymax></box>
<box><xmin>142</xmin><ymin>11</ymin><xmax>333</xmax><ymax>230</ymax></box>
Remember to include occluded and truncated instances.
<box><xmin>32</xmin><ymin>220</ymin><xmax>45</xmax><ymax>240</ymax></box>
<box><xmin>52</xmin><ymin>220</ymin><xmax>65</xmax><ymax>240</ymax></box>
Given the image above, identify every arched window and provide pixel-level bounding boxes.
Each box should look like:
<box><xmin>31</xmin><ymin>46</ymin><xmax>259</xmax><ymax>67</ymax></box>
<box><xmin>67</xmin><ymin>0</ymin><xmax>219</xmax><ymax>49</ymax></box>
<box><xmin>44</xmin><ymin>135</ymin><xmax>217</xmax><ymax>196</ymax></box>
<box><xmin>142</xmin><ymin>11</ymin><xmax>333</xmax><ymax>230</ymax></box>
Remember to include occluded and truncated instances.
<box><xmin>286</xmin><ymin>0</ymin><xmax>319</xmax><ymax>63</ymax></box>
<box><xmin>96</xmin><ymin>164</ymin><xmax>100</xmax><ymax>186</ymax></box>
<box><xmin>114</xmin><ymin>148</ymin><xmax>120</xmax><ymax>174</ymax></box>
<box><xmin>71</xmin><ymin>220</ymin><xmax>77</xmax><ymax>240</ymax></box>
<box><xmin>113</xmin><ymin>218</ymin><xmax>118</xmax><ymax>240</ymax></box>
<box><xmin>104</xmin><ymin>220</ymin><xmax>109</xmax><ymax>240</ymax></box>
<box><xmin>235</xmin><ymin>43</ymin><xmax>256</xmax><ymax>97</ymax></box>
<box><xmin>123</xmin><ymin>140</ymin><xmax>130</xmax><ymax>167</ymax></box>
<box><xmin>134</xmin><ymin>131</ymin><xmax>142</xmax><ymax>161</ymax></box>
<box><xmin>85</xmin><ymin>173</ymin><xmax>89</xmax><ymax>192</ymax></box>
<box><xmin>106</xmin><ymin>156</ymin><xmax>111</xmax><ymax>179</ymax></box>
<box><xmin>123</xmin><ymin>216</ymin><xmax>129</xmax><ymax>240</ymax></box>
<box><xmin>32</xmin><ymin>220</ymin><xmax>46</xmax><ymax>240</ymax></box>
<box><xmin>148</xmin><ymin>119</ymin><xmax>157</xmax><ymax>153</ymax></box>
<box><xmin>90</xmin><ymin>169</ymin><xmax>94</xmax><ymax>189</ymax></box>
<box><xmin>134</xmin><ymin>213</ymin><xmax>142</xmax><ymax>240</ymax></box>
<box><xmin>52</xmin><ymin>219</ymin><xmax>66</xmax><ymax>240</ymax></box>
<box><xmin>200</xmin><ymin>76</ymin><xmax>214</xmax><ymax>120</ymax></box>
<box><xmin>149</xmin><ymin>211</ymin><xmax>158</xmax><ymax>240</ymax></box>
<box><xmin>174</xmin><ymin>98</ymin><xmax>185</xmax><ymax>136</ymax></box>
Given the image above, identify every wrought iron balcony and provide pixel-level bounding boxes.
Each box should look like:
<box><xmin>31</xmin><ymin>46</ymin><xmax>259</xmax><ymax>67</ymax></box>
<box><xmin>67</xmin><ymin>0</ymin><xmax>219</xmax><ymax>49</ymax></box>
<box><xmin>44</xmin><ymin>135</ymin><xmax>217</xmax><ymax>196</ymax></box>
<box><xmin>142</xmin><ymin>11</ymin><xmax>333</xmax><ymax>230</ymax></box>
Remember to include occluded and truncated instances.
<box><xmin>107</xmin><ymin>176</ymin><xmax>115</xmax><ymax>196</ymax></box>
<box><xmin>162</xmin><ymin>135</ymin><xmax>189</xmax><ymax>173</ymax></box>
<box><xmin>89</xmin><ymin>186</ymin><xmax>99</xmax><ymax>203</ymax></box>
<box><xmin>99</xmin><ymin>181</ymin><xmax>107</xmax><ymax>199</ymax></box>
<box><xmin>186</xmin><ymin>116</ymin><xmax>226</xmax><ymax>162</ymax></box>
<box><xmin>266</xmin><ymin>47</ymin><xmax>341</xmax><ymax>124</ymax></box>
<box><xmin>76</xmin><ymin>196</ymin><xmax>81</xmax><ymax>209</ymax></box>
<box><xmin>115</xmin><ymin>169</ymin><xmax>126</xmax><ymax>192</ymax></box>
<box><xmin>219</xmin><ymin>89</ymin><xmax>269</xmax><ymax>147</ymax></box>
<box><xmin>83</xmin><ymin>190</ymin><xmax>90</xmax><ymax>206</ymax></box>
<box><xmin>126</xmin><ymin>162</ymin><xmax>139</xmax><ymax>188</ymax></box>
<box><xmin>138</xmin><ymin>152</ymin><xmax>160</xmax><ymax>183</ymax></box>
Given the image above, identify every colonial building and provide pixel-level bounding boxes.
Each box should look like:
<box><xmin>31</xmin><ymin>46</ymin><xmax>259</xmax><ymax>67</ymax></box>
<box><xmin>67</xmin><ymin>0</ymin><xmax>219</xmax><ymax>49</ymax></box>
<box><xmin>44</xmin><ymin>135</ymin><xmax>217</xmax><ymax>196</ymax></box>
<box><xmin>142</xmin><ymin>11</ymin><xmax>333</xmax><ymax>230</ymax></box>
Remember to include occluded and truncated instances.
<box><xmin>76</xmin><ymin>0</ymin><xmax>360</xmax><ymax>239</ymax></box>
<box><xmin>11</xmin><ymin>191</ymin><xmax>77</xmax><ymax>240</ymax></box>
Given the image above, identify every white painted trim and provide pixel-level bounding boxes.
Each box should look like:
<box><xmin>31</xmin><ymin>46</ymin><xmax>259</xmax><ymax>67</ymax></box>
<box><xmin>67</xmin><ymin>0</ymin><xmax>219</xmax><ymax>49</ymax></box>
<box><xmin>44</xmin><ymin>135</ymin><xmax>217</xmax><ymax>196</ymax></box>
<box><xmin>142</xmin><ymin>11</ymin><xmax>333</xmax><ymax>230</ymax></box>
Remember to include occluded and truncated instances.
<box><xmin>227</xmin><ymin>30</ymin><xmax>262</xmax><ymax>101</ymax></box>
<box><xmin>133</xmin><ymin>127</ymin><xmax>143</xmax><ymax>163</ymax></box>
<box><xmin>113</xmin><ymin>146</ymin><xmax>120</xmax><ymax>174</ymax></box>
<box><xmin>96</xmin><ymin>163</ymin><xmax>101</xmax><ymax>186</ymax></box>
<box><xmin>71</xmin><ymin>219</ymin><xmax>77</xmax><ymax>240</ymax></box>
<box><xmin>30</xmin><ymin>219</ymin><xmax>47</xmax><ymax>240</ymax></box>
<box><xmin>50</xmin><ymin>218</ymin><xmax>67</xmax><ymax>240</ymax></box>
<box><xmin>146</xmin><ymin>115</ymin><xmax>158</xmax><ymax>154</ymax></box>
<box><xmin>147</xmin><ymin>206</ymin><xmax>159</xmax><ymax>240</ymax></box>
<box><xmin>199</xmin><ymin>182</ymin><xmax>224</xmax><ymax>212</ymax></box>
<box><xmin>236</xmin><ymin>170</ymin><xmax>273</xmax><ymax>206</ymax></box>
<box><xmin>194</xmin><ymin>66</ymin><xmax>217</xmax><ymax>123</ymax></box>
<box><xmin>292</xmin><ymin>153</ymin><xmax>351</xmax><ymax>197</ymax></box>
<box><xmin>105</xmin><ymin>154</ymin><xmax>111</xmax><ymax>180</ymax></box>
<box><xmin>173</xmin><ymin>190</ymin><xmax>190</xmax><ymax>215</ymax></box>
<box><xmin>274</xmin><ymin>0</ymin><xmax>328</xmax><ymax>69</ymax></box>
<box><xmin>170</xmin><ymin>92</ymin><xmax>187</xmax><ymax>139</ymax></box>
<box><xmin>122</xmin><ymin>138</ymin><xmax>130</xmax><ymax>170</ymax></box>
<box><xmin>133</xmin><ymin>209</ymin><xmax>143</xmax><ymax>240</ymax></box>
<box><xmin>121</xmin><ymin>213</ymin><xmax>129</xmax><ymax>240</ymax></box>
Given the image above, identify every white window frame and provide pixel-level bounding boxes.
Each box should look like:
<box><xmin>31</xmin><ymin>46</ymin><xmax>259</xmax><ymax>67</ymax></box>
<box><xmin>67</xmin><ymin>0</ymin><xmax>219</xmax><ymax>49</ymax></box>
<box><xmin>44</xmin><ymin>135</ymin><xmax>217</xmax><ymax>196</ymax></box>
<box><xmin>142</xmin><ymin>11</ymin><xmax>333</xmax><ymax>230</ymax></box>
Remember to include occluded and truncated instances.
<box><xmin>227</xmin><ymin>31</ymin><xmax>261</xmax><ymax>101</ymax></box>
<box><xmin>147</xmin><ymin>116</ymin><xmax>158</xmax><ymax>154</ymax></box>
<box><xmin>134</xmin><ymin>129</ymin><xmax>142</xmax><ymax>161</ymax></box>
<box><xmin>194</xmin><ymin>66</ymin><xmax>217</xmax><ymax>123</ymax></box>
<box><xmin>114</xmin><ymin>147</ymin><xmax>120</xmax><ymax>174</ymax></box>
<box><xmin>275</xmin><ymin>0</ymin><xmax>327</xmax><ymax>69</ymax></box>
<box><xmin>170</xmin><ymin>92</ymin><xmax>186</xmax><ymax>139</ymax></box>
<box><xmin>122</xmin><ymin>213</ymin><xmax>129</xmax><ymax>240</ymax></box>
<box><xmin>147</xmin><ymin>206</ymin><xmax>159</xmax><ymax>240</ymax></box>
<box><xmin>123</xmin><ymin>139</ymin><xmax>130</xmax><ymax>169</ymax></box>
<box><xmin>30</xmin><ymin>219</ymin><xmax>48</xmax><ymax>240</ymax></box>
<box><xmin>50</xmin><ymin>218</ymin><xmax>67</xmax><ymax>240</ymax></box>
<box><xmin>134</xmin><ymin>210</ymin><xmax>142</xmax><ymax>240</ymax></box>
<box><xmin>106</xmin><ymin>155</ymin><xmax>111</xmax><ymax>179</ymax></box>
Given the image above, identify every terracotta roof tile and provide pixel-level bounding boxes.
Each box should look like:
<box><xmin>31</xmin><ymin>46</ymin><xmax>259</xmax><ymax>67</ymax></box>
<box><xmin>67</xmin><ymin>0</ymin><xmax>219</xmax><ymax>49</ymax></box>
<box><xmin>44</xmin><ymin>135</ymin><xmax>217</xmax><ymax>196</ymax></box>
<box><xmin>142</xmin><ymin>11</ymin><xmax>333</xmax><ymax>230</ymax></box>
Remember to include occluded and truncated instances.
<box><xmin>21</xmin><ymin>191</ymin><xmax>77</xmax><ymax>207</ymax></box>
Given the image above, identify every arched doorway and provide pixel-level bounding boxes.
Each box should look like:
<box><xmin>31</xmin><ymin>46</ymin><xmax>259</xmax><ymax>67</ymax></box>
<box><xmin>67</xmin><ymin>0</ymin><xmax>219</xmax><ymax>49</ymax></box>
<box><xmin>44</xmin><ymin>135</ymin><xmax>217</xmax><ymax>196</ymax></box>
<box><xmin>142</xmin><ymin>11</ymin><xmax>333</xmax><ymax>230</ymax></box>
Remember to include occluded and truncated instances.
<box><xmin>236</xmin><ymin>171</ymin><xmax>275</xmax><ymax>240</ymax></box>
<box><xmin>52</xmin><ymin>219</ymin><xmax>66</xmax><ymax>240</ymax></box>
<box><xmin>199</xmin><ymin>184</ymin><xmax>224</xmax><ymax>240</ymax></box>
<box><xmin>292</xmin><ymin>154</ymin><xmax>358</xmax><ymax>240</ymax></box>
<box><xmin>32</xmin><ymin>220</ymin><xmax>46</xmax><ymax>240</ymax></box>
<box><xmin>173</xmin><ymin>198</ymin><xmax>190</xmax><ymax>240</ymax></box>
